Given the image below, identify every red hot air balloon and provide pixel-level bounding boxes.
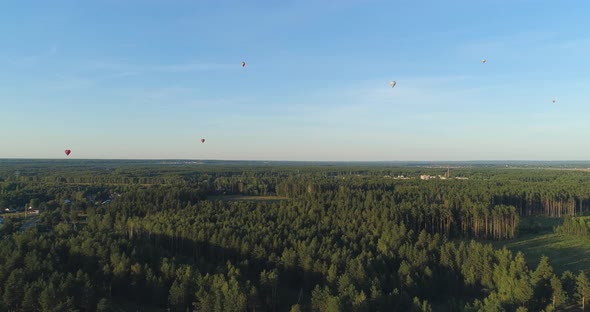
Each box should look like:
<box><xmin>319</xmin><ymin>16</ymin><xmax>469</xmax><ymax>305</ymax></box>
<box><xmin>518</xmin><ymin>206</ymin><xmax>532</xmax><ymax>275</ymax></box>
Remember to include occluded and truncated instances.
<box><xmin>201</xmin><ymin>139</ymin><xmax>205</xmax><ymax>143</ymax></box>
<box><xmin>64</xmin><ymin>149</ymin><xmax>71</xmax><ymax>156</ymax></box>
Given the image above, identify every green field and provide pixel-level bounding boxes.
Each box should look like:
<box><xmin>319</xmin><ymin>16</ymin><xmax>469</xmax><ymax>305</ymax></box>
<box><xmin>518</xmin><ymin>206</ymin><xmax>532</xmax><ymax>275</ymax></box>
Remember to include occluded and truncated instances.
<box><xmin>494</xmin><ymin>233</ymin><xmax>590</xmax><ymax>274</ymax></box>
<box><xmin>493</xmin><ymin>217</ymin><xmax>590</xmax><ymax>275</ymax></box>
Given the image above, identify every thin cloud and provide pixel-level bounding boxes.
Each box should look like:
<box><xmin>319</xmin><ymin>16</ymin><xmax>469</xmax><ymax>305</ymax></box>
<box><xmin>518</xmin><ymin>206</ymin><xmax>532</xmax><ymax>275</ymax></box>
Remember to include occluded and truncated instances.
<box><xmin>10</xmin><ymin>44</ymin><xmax>59</xmax><ymax>67</ymax></box>
<box><xmin>150</xmin><ymin>62</ymin><xmax>236</xmax><ymax>72</ymax></box>
<box><xmin>457</xmin><ymin>31</ymin><xmax>560</xmax><ymax>59</ymax></box>
<box><xmin>82</xmin><ymin>60</ymin><xmax>237</xmax><ymax>74</ymax></box>
<box><xmin>104</xmin><ymin>71</ymin><xmax>141</xmax><ymax>79</ymax></box>
<box><xmin>50</xmin><ymin>74</ymin><xmax>96</xmax><ymax>90</ymax></box>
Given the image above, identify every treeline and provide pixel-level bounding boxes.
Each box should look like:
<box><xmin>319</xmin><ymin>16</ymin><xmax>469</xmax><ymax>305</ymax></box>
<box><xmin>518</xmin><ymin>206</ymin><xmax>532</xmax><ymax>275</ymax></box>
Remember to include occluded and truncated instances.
<box><xmin>554</xmin><ymin>217</ymin><xmax>590</xmax><ymax>236</ymax></box>
<box><xmin>8</xmin><ymin>165</ymin><xmax>590</xmax><ymax>240</ymax></box>
<box><xmin>273</xmin><ymin>177</ymin><xmax>590</xmax><ymax>218</ymax></box>
<box><xmin>4</xmin><ymin>163</ymin><xmax>590</xmax><ymax>219</ymax></box>
<box><xmin>7</xmin><ymin>166</ymin><xmax>590</xmax><ymax>241</ymax></box>
<box><xmin>2</xmin><ymin>204</ymin><xmax>589</xmax><ymax>311</ymax></box>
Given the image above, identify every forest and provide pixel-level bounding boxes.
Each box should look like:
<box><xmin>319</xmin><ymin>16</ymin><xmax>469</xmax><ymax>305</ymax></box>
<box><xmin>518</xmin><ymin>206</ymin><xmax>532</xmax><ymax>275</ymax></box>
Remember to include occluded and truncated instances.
<box><xmin>2</xmin><ymin>159</ymin><xmax>590</xmax><ymax>311</ymax></box>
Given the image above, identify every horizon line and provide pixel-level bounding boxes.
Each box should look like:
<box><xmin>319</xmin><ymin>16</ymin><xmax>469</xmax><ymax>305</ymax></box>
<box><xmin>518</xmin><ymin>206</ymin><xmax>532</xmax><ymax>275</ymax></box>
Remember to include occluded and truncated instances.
<box><xmin>2</xmin><ymin>158</ymin><xmax>590</xmax><ymax>163</ymax></box>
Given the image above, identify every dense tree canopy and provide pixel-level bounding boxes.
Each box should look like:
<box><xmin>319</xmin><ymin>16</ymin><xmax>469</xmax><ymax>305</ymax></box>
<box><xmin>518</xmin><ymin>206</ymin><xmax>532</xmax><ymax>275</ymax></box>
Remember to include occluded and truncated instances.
<box><xmin>1</xmin><ymin>160</ymin><xmax>589</xmax><ymax>311</ymax></box>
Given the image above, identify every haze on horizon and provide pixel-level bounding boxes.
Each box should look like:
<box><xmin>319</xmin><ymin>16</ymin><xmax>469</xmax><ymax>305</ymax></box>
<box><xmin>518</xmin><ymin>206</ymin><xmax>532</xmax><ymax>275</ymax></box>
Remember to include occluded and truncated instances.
<box><xmin>2</xmin><ymin>0</ymin><xmax>590</xmax><ymax>161</ymax></box>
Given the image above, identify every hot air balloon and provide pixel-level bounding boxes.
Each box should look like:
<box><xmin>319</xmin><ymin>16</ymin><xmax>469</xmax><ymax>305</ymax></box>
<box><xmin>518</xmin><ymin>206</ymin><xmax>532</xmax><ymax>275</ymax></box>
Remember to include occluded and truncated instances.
<box><xmin>389</xmin><ymin>81</ymin><xmax>396</xmax><ymax>88</ymax></box>
<box><xmin>242</xmin><ymin>61</ymin><xmax>246</xmax><ymax>67</ymax></box>
<box><xmin>201</xmin><ymin>139</ymin><xmax>205</xmax><ymax>143</ymax></box>
<box><xmin>64</xmin><ymin>150</ymin><xmax>71</xmax><ymax>156</ymax></box>
<box><xmin>482</xmin><ymin>59</ymin><xmax>486</xmax><ymax>64</ymax></box>
<box><xmin>552</xmin><ymin>99</ymin><xmax>556</xmax><ymax>104</ymax></box>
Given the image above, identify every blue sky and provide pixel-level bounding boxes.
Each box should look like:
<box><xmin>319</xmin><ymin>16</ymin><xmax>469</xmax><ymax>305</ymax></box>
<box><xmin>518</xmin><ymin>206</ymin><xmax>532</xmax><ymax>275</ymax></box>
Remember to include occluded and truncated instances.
<box><xmin>2</xmin><ymin>0</ymin><xmax>590</xmax><ymax>160</ymax></box>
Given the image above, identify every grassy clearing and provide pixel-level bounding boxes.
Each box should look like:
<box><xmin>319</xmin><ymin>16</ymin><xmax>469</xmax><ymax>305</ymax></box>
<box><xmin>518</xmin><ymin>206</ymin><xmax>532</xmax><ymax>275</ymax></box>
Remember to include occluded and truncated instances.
<box><xmin>493</xmin><ymin>233</ymin><xmax>590</xmax><ymax>274</ymax></box>
<box><xmin>1</xmin><ymin>212</ymin><xmax>36</xmax><ymax>219</ymax></box>
<box><xmin>492</xmin><ymin>216</ymin><xmax>590</xmax><ymax>274</ymax></box>
<box><xmin>519</xmin><ymin>215</ymin><xmax>564</xmax><ymax>234</ymax></box>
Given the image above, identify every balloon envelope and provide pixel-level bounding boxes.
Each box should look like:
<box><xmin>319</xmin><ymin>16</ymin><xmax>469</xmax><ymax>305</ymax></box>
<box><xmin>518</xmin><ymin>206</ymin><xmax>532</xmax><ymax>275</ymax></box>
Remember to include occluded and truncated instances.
<box><xmin>482</xmin><ymin>59</ymin><xmax>486</xmax><ymax>63</ymax></box>
<box><xmin>389</xmin><ymin>81</ymin><xmax>396</xmax><ymax>88</ymax></box>
<box><xmin>201</xmin><ymin>139</ymin><xmax>205</xmax><ymax>143</ymax></box>
<box><xmin>64</xmin><ymin>150</ymin><xmax>71</xmax><ymax>156</ymax></box>
<box><xmin>242</xmin><ymin>61</ymin><xmax>246</xmax><ymax>67</ymax></box>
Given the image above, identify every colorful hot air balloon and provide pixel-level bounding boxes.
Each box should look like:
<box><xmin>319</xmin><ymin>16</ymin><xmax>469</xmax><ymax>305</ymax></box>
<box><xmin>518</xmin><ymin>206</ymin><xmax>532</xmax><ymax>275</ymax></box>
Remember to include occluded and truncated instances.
<box><xmin>242</xmin><ymin>61</ymin><xmax>246</xmax><ymax>67</ymax></box>
<box><xmin>201</xmin><ymin>139</ymin><xmax>205</xmax><ymax>143</ymax></box>
<box><xmin>64</xmin><ymin>149</ymin><xmax>71</xmax><ymax>156</ymax></box>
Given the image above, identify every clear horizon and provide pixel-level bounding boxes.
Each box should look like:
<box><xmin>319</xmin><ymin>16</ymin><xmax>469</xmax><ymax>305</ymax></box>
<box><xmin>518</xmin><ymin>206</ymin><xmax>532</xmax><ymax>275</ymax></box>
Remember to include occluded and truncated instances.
<box><xmin>2</xmin><ymin>1</ymin><xmax>590</xmax><ymax>160</ymax></box>
<box><xmin>4</xmin><ymin>158</ymin><xmax>590</xmax><ymax>164</ymax></box>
